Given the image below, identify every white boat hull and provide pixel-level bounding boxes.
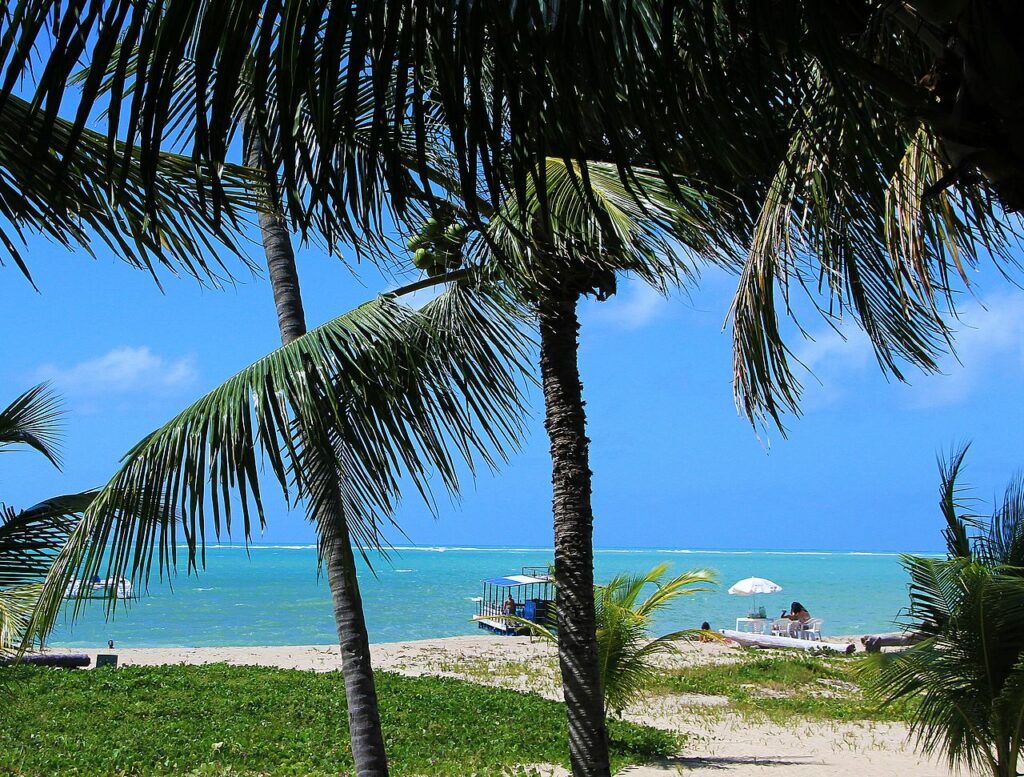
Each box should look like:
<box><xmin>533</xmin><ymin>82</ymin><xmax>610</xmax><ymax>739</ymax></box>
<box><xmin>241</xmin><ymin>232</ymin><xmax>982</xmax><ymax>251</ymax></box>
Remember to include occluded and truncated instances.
<box><xmin>64</xmin><ymin>577</ymin><xmax>133</xmax><ymax>600</ymax></box>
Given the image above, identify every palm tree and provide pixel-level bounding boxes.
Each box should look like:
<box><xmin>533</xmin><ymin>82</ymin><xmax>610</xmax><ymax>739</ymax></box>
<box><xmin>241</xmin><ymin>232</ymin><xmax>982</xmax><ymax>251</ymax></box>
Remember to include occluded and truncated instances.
<box><xmin>0</xmin><ymin>385</ymin><xmax>92</xmax><ymax>656</ymax></box>
<box><xmin>64</xmin><ymin>34</ymin><xmax>477</xmax><ymax>766</ymax></box>
<box><xmin>244</xmin><ymin>124</ymin><xmax>390</xmax><ymax>771</ymax></box>
<box><xmin>26</xmin><ymin>285</ymin><xmax>529</xmax><ymax>769</ymax></box>
<box><xmin>414</xmin><ymin>158</ymin><xmax>737</xmax><ymax>777</ymax></box>
<box><xmin>593</xmin><ymin>565</ymin><xmax>716</xmax><ymax>716</ymax></box>
<box><xmin>861</xmin><ymin>445</ymin><xmax>1024</xmax><ymax>777</ymax></box>
<box><xmin>400</xmin><ymin>109</ymin><xmax>1012</xmax><ymax>770</ymax></box>
<box><xmin>524</xmin><ymin>564</ymin><xmax>717</xmax><ymax>717</ymax></box>
<box><xmin>10</xmin><ymin>7</ymin><xmax>1024</xmax><ymax>774</ymax></box>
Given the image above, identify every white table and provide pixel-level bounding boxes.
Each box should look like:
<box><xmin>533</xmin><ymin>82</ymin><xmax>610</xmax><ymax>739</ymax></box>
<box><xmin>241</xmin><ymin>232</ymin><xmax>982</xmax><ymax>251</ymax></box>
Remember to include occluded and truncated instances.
<box><xmin>735</xmin><ymin>617</ymin><xmax>770</xmax><ymax>634</ymax></box>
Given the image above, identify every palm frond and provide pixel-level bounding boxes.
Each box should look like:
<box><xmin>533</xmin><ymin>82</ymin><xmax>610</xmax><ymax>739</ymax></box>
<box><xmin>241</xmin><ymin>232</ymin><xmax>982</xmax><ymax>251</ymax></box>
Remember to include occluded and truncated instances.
<box><xmin>26</xmin><ymin>284</ymin><xmax>530</xmax><ymax>642</ymax></box>
<box><xmin>937</xmin><ymin>443</ymin><xmax>979</xmax><ymax>560</ymax></box>
<box><xmin>0</xmin><ymin>492</ymin><xmax>89</xmax><ymax>655</ymax></box>
<box><xmin>473</xmin><ymin>158</ymin><xmax>736</xmax><ymax>302</ymax></box>
<box><xmin>982</xmin><ymin>475</ymin><xmax>1024</xmax><ymax>570</ymax></box>
<box><xmin>0</xmin><ymin>493</ymin><xmax>91</xmax><ymax>588</ymax></box>
<box><xmin>85</xmin><ymin>47</ymin><xmax>437</xmax><ymax>259</ymax></box>
<box><xmin>0</xmin><ymin>384</ymin><xmax>63</xmax><ymax>467</ymax></box>
<box><xmin>0</xmin><ymin>584</ymin><xmax>40</xmax><ymax>655</ymax></box>
<box><xmin>0</xmin><ymin>94</ymin><xmax>257</xmax><ymax>287</ymax></box>
<box><xmin>632</xmin><ymin>568</ymin><xmax>717</xmax><ymax>619</ymax></box>
<box><xmin>5</xmin><ymin>0</ymin><xmax>787</xmax><ymax>245</ymax></box>
<box><xmin>729</xmin><ymin>72</ymin><xmax>1020</xmax><ymax>430</ymax></box>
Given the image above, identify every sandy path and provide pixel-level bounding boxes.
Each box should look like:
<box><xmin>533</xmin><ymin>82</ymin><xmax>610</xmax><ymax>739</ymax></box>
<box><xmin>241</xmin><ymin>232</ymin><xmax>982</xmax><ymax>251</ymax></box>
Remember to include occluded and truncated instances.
<box><xmin>40</xmin><ymin>637</ymin><xmax>952</xmax><ymax>776</ymax></box>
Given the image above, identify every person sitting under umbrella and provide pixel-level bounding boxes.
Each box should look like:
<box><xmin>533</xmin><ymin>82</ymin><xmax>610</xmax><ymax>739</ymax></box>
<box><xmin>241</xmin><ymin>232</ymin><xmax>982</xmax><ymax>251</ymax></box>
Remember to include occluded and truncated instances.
<box><xmin>779</xmin><ymin>601</ymin><xmax>811</xmax><ymax>636</ymax></box>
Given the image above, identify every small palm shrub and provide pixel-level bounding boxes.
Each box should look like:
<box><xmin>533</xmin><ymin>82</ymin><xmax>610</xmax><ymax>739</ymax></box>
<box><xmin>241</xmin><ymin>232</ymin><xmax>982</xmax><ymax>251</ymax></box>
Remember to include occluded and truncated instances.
<box><xmin>523</xmin><ymin>563</ymin><xmax>716</xmax><ymax>715</ymax></box>
<box><xmin>595</xmin><ymin>564</ymin><xmax>717</xmax><ymax>714</ymax></box>
<box><xmin>861</xmin><ymin>445</ymin><xmax>1024</xmax><ymax>777</ymax></box>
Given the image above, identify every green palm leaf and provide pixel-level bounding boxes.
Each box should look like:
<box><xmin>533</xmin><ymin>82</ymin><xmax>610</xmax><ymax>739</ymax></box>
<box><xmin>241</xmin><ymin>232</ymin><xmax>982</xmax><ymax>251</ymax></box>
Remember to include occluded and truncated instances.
<box><xmin>0</xmin><ymin>494</ymin><xmax>93</xmax><ymax>588</ymax></box>
<box><xmin>4</xmin><ymin>0</ymin><xmax>780</xmax><ymax>243</ymax></box>
<box><xmin>0</xmin><ymin>383</ymin><xmax>63</xmax><ymax>467</ymax></box>
<box><xmin>0</xmin><ymin>492</ymin><xmax>90</xmax><ymax>653</ymax></box>
<box><xmin>0</xmin><ymin>94</ymin><xmax>258</xmax><ymax>287</ymax></box>
<box><xmin>26</xmin><ymin>284</ymin><xmax>529</xmax><ymax>640</ymax></box>
<box><xmin>0</xmin><ymin>585</ymin><xmax>40</xmax><ymax>656</ymax></box>
<box><xmin>472</xmin><ymin>157</ymin><xmax>736</xmax><ymax>303</ymax></box>
<box><xmin>595</xmin><ymin>566</ymin><xmax>717</xmax><ymax>714</ymax></box>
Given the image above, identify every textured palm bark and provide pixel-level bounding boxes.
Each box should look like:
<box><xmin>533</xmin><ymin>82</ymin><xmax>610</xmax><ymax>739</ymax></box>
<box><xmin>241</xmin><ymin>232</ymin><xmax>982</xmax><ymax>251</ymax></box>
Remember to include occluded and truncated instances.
<box><xmin>322</xmin><ymin>505</ymin><xmax>389</xmax><ymax>776</ymax></box>
<box><xmin>247</xmin><ymin>134</ymin><xmax>389</xmax><ymax>776</ymax></box>
<box><xmin>538</xmin><ymin>290</ymin><xmax>611</xmax><ymax>777</ymax></box>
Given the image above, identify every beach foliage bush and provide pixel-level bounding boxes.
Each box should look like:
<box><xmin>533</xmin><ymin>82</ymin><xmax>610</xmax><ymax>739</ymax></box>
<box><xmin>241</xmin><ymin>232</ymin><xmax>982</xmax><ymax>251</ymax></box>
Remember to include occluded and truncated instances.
<box><xmin>651</xmin><ymin>653</ymin><xmax>914</xmax><ymax>724</ymax></box>
<box><xmin>860</xmin><ymin>446</ymin><xmax>1024</xmax><ymax>777</ymax></box>
<box><xmin>0</xmin><ymin>664</ymin><xmax>678</xmax><ymax>776</ymax></box>
<box><xmin>593</xmin><ymin>565</ymin><xmax>716</xmax><ymax>715</ymax></box>
<box><xmin>519</xmin><ymin>563</ymin><xmax>716</xmax><ymax>715</ymax></box>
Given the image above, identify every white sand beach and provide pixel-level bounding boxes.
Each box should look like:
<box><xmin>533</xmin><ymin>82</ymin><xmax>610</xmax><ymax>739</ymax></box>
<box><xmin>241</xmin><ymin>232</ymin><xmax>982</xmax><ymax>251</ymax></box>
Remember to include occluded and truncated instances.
<box><xmin>45</xmin><ymin>635</ymin><xmax>950</xmax><ymax>777</ymax></box>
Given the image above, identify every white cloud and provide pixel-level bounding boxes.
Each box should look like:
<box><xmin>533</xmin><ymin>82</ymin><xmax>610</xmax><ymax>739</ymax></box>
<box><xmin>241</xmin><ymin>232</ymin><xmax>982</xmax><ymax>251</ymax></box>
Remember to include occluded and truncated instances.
<box><xmin>910</xmin><ymin>292</ymin><xmax>1024</xmax><ymax>408</ymax></box>
<box><xmin>794</xmin><ymin>326</ymin><xmax>874</xmax><ymax>374</ymax></box>
<box><xmin>793</xmin><ymin>292</ymin><xmax>1024</xmax><ymax>410</ymax></box>
<box><xmin>585</xmin><ymin>282</ymin><xmax>669</xmax><ymax>330</ymax></box>
<box><xmin>33</xmin><ymin>346</ymin><xmax>199</xmax><ymax>397</ymax></box>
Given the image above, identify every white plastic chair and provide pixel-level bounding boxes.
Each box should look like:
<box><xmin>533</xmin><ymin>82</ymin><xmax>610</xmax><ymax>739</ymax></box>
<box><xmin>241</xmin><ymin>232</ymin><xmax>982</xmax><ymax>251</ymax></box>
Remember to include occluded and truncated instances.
<box><xmin>800</xmin><ymin>618</ymin><xmax>823</xmax><ymax>641</ymax></box>
<box><xmin>770</xmin><ymin>618</ymin><xmax>790</xmax><ymax>636</ymax></box>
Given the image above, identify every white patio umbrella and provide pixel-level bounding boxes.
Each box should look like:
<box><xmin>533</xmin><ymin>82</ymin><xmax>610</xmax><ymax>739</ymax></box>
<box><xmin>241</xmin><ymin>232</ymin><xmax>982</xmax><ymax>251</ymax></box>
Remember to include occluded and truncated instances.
<box><xmin>728</xmin><ymin>577</ymin><xmax>782</xmax><ymax>615</ymax></box>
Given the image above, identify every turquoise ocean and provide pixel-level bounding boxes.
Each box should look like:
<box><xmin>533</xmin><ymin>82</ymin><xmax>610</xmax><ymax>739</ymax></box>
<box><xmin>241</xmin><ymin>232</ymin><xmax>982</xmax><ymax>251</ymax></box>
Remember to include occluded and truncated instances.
<box><xmin>47</xmin><ymin>546</ymin><xmax>932</xmax><ymax>648</ymax></box>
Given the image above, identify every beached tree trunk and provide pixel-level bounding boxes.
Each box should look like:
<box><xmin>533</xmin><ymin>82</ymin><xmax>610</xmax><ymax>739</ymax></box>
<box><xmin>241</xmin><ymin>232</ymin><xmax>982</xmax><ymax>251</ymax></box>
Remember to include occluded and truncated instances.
<box><xmin>538</xmin><ymin>287</ymin><xmax>611</xmax><ymax>777</ymax></box>
<box><xmin>247</xmin><ymin>132</ymin><xmax>389</xmax><ymax>776</ymax></box>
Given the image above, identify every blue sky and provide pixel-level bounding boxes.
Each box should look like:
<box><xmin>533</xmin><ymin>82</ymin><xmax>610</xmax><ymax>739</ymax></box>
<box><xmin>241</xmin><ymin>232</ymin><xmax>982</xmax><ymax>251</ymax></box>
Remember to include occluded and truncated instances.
<box><xmin>3</xmin><ymin>230</ymin><xmax>1023</xmax><ymax>553</ymax></box>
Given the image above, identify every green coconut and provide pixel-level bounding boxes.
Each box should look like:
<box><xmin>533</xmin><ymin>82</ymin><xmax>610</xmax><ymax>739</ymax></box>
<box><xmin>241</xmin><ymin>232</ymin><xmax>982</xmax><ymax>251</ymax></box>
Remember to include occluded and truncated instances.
<box><xmin>412</xmin><ymin>248</ymin><xmax>434</xmax><ymax>270</ymax></box>
<box><xmin>407</xmin><ymin>233</ymin><xmax>429</xmax><ymax>251</ymax></box>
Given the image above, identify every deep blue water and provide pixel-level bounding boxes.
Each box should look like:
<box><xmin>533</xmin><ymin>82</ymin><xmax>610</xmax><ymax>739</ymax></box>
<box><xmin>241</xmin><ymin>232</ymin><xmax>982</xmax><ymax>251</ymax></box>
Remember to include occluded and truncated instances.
<box><xmin>47</xmin><ymin>546</ymin><xmax>929</xmax><ymax>648</ymax></box>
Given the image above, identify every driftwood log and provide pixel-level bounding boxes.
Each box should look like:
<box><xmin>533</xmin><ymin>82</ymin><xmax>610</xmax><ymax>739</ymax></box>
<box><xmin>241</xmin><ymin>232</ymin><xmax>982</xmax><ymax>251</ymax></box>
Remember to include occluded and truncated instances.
<box><xmin>722</xmin><ymin>630</ymin><xmax>856</xmax><ymax>654</ymax></box>
<box><xmin>0</xmin><ymin>653</ymin><xmax>91</xmax><ymax>668</ymax></box>
<box><xmin>860</xmin><ymin>632</ymin><xmax>923</xmax><ymax>653</ymax></box>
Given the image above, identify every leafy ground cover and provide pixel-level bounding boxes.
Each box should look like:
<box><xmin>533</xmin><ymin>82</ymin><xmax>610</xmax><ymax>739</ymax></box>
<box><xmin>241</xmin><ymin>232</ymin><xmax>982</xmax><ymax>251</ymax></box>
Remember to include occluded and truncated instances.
<box><xmin>648</xmin><ymin>652</ymin><xmax>916</xmax><ymax>723</ymax></box>
<box><xmin>0</xmin><ymin>664</ymin><xmax>677</xmax><ymax>776</ymax></box>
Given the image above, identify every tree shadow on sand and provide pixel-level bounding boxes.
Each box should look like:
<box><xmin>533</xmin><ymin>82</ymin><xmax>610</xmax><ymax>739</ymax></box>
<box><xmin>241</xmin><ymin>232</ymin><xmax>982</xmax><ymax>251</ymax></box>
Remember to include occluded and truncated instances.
<box><xmin>626</xmin><ymin>754</ymin><xmax>821</xmax><ymax>772</ymax></box>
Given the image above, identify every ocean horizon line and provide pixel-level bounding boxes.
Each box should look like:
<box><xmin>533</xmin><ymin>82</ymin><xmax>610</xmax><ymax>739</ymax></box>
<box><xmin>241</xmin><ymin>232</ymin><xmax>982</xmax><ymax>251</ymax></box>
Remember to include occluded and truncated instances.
<box><xmin>171</xmin><ymin>543</ymin><xmax>945</xmax><ymax>557</ymax></box>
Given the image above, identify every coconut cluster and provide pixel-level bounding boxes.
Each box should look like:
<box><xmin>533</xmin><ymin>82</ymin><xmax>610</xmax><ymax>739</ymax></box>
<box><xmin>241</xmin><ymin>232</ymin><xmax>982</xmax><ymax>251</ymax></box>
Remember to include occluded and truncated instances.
<box><xmin>407</xmin><ymin>214</ymin><xmax>469</xmax><ymax>276</ymax></box>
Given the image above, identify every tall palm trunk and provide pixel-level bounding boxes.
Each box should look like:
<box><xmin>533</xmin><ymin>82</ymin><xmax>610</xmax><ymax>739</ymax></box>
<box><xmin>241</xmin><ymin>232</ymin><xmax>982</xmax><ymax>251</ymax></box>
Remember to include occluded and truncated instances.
<box><xmin>247</xmin><ymin>134</ymin><xmax>389</xmax><ymax>776</ymax></box>
<box><xmin>538</xmin><ymin>289</ymin><xmax>611</xmax><ymax>777</ymax></box>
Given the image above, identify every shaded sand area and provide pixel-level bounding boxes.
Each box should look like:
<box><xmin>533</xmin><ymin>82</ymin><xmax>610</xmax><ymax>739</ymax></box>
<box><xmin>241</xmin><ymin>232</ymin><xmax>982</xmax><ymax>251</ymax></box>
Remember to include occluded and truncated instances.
<box><xmin>51</xmin><ymin>636</ymin><xmax>947</xmax><ymax>777</ymax></box>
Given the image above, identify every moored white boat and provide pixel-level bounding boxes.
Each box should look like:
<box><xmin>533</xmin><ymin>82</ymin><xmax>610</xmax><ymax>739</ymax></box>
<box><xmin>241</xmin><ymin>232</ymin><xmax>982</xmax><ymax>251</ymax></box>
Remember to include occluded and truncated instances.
<box><xmin>64</xmin><ymin>577</ymin><xmax>133</xmax><ymax>600</ymax></box>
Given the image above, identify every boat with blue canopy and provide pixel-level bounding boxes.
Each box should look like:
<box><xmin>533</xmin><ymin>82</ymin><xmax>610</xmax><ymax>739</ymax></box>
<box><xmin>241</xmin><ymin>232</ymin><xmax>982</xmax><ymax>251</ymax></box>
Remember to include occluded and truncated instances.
<box><xmin>473</xmin><ymin>565</ymin><xmax>555</xmax><ymax>635</ymax></box>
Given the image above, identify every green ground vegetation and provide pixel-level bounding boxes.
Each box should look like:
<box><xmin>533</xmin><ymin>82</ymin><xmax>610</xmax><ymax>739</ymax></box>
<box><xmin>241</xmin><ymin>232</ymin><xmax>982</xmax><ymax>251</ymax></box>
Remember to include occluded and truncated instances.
<box><xmin>0</xmin><ymin>664</ymin><xmax>678</xmax><ymax>776</ymax></box>
<box><xmin>648</xmin><ymin>651</ymin><xmax>917</xmax><ymax>724</ymax></box>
